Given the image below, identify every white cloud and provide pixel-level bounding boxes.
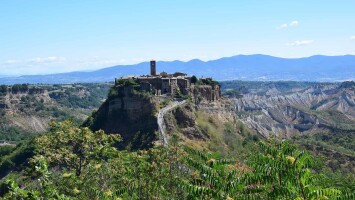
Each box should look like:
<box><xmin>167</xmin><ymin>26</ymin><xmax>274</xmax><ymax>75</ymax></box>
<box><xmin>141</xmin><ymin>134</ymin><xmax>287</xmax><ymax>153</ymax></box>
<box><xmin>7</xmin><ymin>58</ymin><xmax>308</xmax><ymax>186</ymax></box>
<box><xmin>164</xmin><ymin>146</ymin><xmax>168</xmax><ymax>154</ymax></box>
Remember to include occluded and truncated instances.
<box><xmin>289</xmin><ymin>20</ymin><xmax>299</xmax><ymax>27</ymax></box>
<box><xmin>280</xmin><ymin>23</ymin><xmax>288</xmax><ymax>28</ymax></box>
<box><xmin>2</xmin><ymin>56</ymin><xmax>66</xmax><ymax>66</ymax></box>
<box><xmin>30</xmin><ymin>56</ymin><xmax>66</xmax><ymax>63</ymax></box>
<box><xmin>1</xmin><ymin>56</ymin><xmax>68</xmax><ymax>75</ymax></box>
<box><xmin>278</xmin><ymin>20</ymin><xmax>299</xmax><ymax>29</ymax></box>
<box><xmin>4</xmin><ymin>59</ymin><xmax>19</xmax><ymax>64</ymax></box>
<box><xmin>351</xmin><ymin>36</ymin><xmax>355</xmax><ymax>40</ymax></box>
<box><xmin>74</xmin><ymin>57</ymin><xmax>128</xmax><ymax>68</ymax></box>
<box><xmin>286</xmin><ymin>40</ymin><xmax>314</xmax><ymax>46</ymax></box>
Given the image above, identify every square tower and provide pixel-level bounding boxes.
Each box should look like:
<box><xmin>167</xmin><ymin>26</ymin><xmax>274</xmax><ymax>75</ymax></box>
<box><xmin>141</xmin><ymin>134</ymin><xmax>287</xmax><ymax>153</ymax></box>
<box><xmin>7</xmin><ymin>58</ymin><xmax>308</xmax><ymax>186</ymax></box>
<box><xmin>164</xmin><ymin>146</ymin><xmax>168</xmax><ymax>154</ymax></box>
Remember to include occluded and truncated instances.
<box><xmin>150</xmin><ymin>60</ymin><xmax>156</xmax><ymax>76</ymax></box>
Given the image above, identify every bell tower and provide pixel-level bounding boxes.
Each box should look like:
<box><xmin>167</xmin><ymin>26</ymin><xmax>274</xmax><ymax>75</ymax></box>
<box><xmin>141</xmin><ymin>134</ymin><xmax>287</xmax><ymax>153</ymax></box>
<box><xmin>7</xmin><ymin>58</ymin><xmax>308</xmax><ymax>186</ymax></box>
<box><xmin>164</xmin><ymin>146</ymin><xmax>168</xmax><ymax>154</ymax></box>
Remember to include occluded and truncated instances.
<box><xmin>150</xmin><ymin>60</ymin><xmax>156</xmax><ymax>76</ymax></box>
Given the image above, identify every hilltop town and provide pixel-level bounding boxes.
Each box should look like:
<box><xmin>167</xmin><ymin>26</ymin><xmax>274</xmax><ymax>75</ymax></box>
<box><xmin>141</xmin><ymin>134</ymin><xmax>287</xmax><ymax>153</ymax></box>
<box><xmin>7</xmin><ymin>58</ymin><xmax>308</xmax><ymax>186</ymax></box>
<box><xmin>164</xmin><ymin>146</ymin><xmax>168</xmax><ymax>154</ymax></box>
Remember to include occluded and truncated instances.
<box><xmin>117</xmin><ymin>60</ymin><xmax>221</xmax><ymax>101</ymax></box>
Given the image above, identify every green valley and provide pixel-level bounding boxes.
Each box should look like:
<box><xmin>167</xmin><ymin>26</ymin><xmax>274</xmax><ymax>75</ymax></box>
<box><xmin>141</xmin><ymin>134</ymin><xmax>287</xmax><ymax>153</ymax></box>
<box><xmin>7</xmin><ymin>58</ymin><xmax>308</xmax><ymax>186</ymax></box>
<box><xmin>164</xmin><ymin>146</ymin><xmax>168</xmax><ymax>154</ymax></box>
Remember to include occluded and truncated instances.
<box><xmin>0</xmin><ymin>79</ymin><xmax>354</xmax><ymax>199</ymax></box>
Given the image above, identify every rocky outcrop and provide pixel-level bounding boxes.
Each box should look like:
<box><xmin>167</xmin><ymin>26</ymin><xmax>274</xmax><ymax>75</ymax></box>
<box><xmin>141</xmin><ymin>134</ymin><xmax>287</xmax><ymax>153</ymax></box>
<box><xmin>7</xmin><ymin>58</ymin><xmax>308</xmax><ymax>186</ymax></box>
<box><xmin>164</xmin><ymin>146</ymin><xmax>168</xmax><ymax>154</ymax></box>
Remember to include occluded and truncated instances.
<box><xmin>189</xmin><ymin>84</ymin><xmax>235</xmax><ymax>121</ymax></box>
<box><xmin>84</xmin><ymin>87</ymin><xmax>159</xmax><ymax>149</ymax></box>
<box><xmin>191</xmin><ymin>85</ymin><xmax>221</xmax><ymax>102</ymax></box>
<box><xmin>83</xmin><ymin>79</ymin><xmax>226</xmax><ymax>148</ymax></box>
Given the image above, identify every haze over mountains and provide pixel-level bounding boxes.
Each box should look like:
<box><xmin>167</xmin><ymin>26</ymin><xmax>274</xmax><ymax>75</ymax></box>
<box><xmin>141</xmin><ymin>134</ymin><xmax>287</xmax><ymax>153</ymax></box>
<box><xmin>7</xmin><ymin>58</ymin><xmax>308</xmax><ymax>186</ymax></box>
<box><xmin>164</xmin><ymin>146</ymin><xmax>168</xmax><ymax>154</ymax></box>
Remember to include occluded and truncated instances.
<box><xmin>2</xmin><ymin>54</ymin><xmax>354</xmax><ymax>84</ymax></box>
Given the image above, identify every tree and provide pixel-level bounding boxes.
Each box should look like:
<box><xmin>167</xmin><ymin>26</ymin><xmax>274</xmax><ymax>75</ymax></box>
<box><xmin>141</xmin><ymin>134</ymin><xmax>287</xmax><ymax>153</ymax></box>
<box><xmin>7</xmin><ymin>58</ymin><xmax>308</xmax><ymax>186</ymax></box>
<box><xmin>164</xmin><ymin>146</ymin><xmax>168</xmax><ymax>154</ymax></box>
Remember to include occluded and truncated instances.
<box><xmin>191</xmin><ymin>75</ymin><xmax>198</xmax><ymax>84</ymax></box>
<box><xmin>246</xmin><ymin>139</ymin><xmax>343</xmax><ymax>199</ymax></box>
<box><xmin>2</xmin><ymin>158</ymin><xmax>69</xmax><ymax>199</ymax></box>
<box><xmin>0</xmin><ymin>85</ymin><xmax>7</xmax><ymax>94</ymax></box>
<box><xmin>32</xmin><ymin>120</ymin><xmax>121</xmax><ymax>176</ymax></box>
<box><xmin>2</xmin><ymin>127</ymin><xmax>353</xmax><ymax>199</ymax></box>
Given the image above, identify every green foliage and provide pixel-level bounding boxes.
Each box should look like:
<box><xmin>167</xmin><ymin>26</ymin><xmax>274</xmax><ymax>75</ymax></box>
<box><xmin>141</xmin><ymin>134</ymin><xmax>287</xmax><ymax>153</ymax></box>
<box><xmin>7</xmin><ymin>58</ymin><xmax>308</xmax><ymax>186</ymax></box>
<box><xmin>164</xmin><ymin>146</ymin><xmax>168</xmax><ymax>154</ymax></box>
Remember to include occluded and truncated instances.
<box><xmin>180</xmin><ymin>140</ymin><xmax>347</xmax><ymax>199</ymax></box>
<box><xmin>1</xmin><ymin>159</ymin><xmax>70</xmax><ymax>199</ymax></box>
<box><xmin>11</xmin><ymin>84</ymin><xmax>29</xmax><ymax>94</ymax></box>
<box><xmin>32</xmin><ymin>120</ymin><xmax>121</xmax><ymax>176</ymax></box>
<box><xmin>196</xmin><ymin>78</ymin><xmax>219</xmax><ymax>86</ymax></box>
<box><xmin>174</xmin><ymin>90</ymin><xmax>186</xmax><ymax>99</ymax></box>
<box><xmin>293</xmin><ymin>130</ymin><xmax>355</xmax><ymax>188</ymax></box>
<box><xmin>0</xmin><ymin>120</ymin><xmax>33</xmax><ymax>141</ymax></box>
<box><xmin>0</xmin><ymin>140</ymin><xmax>35</xmax><ymax>178</ymax></box>
<box><xmin>1</xmin><ymin>122</ymin><xmax>352</xmax><ymax>199</ymax></box>
<box><xmin>182</xmin><ymin>146</ymin><xmax>240</xmax><ymax>199</ymax></box>
<box><xmin>0</xmin><ymin>85</ymin><xmax>7</xmax><ymax>94</ymax></box>
<box><xmin>159</xmin><ymin>99</ymin><xmax>171</xmax><ymax>108</ymax></box>
<box><xmin>191</xmin><ymin>75</ymin><xmax>198</xmax><ymax>84</ymax></box>
<box><xmin>339</xmin><ymin>80</ymin><xmax>355</xmax><ymax>89</ymax></box>
<box><xmin>107</xmin><ymin>87</ymin><xmax>119</xmax><ymax>99</ymax></box>
<box><xmin>115</xmin><ymin>78</ymin><xmax>140</xmax><ymax>87</ymax></box>
<box><xmin>247</xmin><ymin>139</ymin><xmax>317</xmax><ymax>199</ymax></box>
<box><xmin>108</xmin><ymin>78</ymin><xmax>141</xmax><ymax>99</ymax></box>
<box><xmin>125</xmin><ymin>131</ymin><xmax>157</xmax><ymax>150</ymax></box>
<box><xmin>0</xmin><ymin>145</ymin><xmax>15</xmax><ymax>158</ymax></box>
<box><xmin>52</xmin><ymin>83</ymin><xmax>111</xmax><ymax>109</ymax></box>
<box><xmin>297</xmin><ymin>130</ymin><xmax>354</xmax><ymax>153</ymax></box>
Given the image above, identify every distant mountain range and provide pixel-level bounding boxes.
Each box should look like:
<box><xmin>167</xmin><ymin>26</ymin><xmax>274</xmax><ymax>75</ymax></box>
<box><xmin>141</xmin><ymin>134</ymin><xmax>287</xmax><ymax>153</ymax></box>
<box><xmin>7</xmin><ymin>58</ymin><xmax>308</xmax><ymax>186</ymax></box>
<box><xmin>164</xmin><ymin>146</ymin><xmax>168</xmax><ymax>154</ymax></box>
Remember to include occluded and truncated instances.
<box><xmin>1</xmin><ymin>54</ymin><xmax>354</xmax><ymax>84</ymax></box>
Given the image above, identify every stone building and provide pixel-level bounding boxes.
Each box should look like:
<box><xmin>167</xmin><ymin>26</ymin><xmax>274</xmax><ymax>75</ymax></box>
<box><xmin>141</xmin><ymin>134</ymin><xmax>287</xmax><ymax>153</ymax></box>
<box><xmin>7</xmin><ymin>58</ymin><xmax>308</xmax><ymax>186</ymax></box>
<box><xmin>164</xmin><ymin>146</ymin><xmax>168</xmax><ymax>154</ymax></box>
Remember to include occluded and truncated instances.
<box><xmin>120</xmin><ymin>61</ymin><xmax>220</xmax><ymax>101</ymax></box>
<box><xmin>132</xmin><ymin>61</ymin><xmax>192</xmax><ymax>96</ymax></box>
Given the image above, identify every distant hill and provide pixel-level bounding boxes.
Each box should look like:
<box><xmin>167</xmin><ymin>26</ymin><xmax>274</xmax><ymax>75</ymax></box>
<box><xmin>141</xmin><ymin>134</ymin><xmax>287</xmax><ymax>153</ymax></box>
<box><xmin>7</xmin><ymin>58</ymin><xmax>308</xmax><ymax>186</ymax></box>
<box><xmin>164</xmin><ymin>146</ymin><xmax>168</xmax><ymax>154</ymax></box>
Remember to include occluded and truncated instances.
<box><xmin>1</xmin><ymin>54</ymin><xmax>354</xmax><ymax>84</ymax></box>
<box><xmin>0</xmin><ymin>83</ymin><xmax>111</xmax><ymax>142</ymax></box>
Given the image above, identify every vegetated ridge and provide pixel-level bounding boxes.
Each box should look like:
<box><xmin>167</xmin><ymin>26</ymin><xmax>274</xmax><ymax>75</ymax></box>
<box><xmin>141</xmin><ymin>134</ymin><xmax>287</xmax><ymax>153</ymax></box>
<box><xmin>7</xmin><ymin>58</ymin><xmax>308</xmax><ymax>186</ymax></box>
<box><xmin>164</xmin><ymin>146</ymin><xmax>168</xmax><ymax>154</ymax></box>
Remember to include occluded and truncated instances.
<box><xmin>0</xmin><ymin>83</ymin><xmax>111</xmax><ymax>143</ymax></box>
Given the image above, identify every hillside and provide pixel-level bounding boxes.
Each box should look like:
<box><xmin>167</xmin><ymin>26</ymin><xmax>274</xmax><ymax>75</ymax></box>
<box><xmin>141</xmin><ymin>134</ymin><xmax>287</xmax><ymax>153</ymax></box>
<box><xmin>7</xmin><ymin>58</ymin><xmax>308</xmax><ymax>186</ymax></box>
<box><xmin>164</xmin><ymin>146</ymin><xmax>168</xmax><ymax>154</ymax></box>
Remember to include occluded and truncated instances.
<box><xmin>223</xmin><ymin>81</ymin><xmax>355</xmax><ymax>137</ymax></box>
<box><xmin>221</xmin><ymin>81</ymin><xmax>355</xmax><ymax>174</ymax></box>
<box><xmin>0</xmin><ymin>83</ymin><xmax>111</xmax><ymax>143</ymax></box>
<box><xmin>1</xmin><ymin>55</ymin><xmax>354</xmax><ymax>84</ymax></box>
<box><xmin>0</xmin><ymin>79</ymin><xmax>354</xmax><ymax>199</ymax></box>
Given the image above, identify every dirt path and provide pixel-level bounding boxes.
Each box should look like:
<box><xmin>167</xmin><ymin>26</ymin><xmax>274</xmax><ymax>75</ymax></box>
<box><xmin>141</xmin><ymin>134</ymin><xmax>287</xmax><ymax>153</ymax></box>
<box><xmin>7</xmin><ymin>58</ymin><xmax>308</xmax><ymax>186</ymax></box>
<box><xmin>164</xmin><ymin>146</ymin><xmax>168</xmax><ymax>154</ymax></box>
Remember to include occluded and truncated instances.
<box><xmin>157</xmin><ymin>100</ymin><xmax>186</xmax><ymax>146</ymax></box>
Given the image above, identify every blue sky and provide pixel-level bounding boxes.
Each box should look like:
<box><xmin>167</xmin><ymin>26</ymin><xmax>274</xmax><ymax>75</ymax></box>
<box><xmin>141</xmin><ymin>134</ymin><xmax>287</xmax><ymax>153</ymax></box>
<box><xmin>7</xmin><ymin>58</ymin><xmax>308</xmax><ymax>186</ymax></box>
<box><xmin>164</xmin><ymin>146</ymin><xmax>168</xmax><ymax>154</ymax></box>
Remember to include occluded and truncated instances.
<box><xmin>0</xmin><ymin>0</ymin><xmax>355</xmax><ymax>75</ymax></box>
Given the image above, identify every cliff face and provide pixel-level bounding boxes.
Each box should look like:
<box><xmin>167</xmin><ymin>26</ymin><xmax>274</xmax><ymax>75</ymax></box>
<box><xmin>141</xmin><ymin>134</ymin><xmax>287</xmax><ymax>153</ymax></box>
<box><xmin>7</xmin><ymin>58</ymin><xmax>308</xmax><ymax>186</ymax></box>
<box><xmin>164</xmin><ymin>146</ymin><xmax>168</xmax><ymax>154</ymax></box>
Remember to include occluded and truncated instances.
<box><xmin>0</xmin><ymin>90</ymin><xmax>52</xmax><ymax>133</ymax></box>
<box><xmin>190</xmin><ymin>85</ymin><xmax>235</xmax><ymax>123</ymax></box>
<box><xmin>107</xmin><ymin>94</ymin><xmax>158</xmax><ymax>137</ymax></box>
<box><xmin>191</xmin><ymin>85</ymin><xmax>221</xmax><ymax>102</ymax></box>
<box><xmin>84</xmin><ymin>87</ymin><xmax>159</xmax><ymax>149</ymax></box>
